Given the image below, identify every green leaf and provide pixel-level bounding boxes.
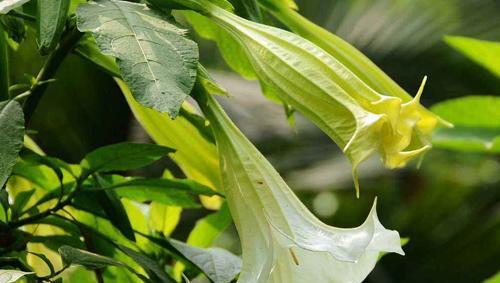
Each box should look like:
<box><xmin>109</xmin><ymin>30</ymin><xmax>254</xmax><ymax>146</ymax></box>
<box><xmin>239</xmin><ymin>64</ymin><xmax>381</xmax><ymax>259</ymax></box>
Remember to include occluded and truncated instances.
<box><xmin>37</xmin><ymin>0</ymin><xmax>70</xmax><ymax>54</ymax></box>
<box><xmin>80</xmin><ymin>142</ymin><xmax>173</xmax><ymax>176</ymax></box>
<box><xmin>112</xmin><ymin>178</ymin><xmax>221</xmax><ymax>197</ymax></box>
<box><xmin>182</xmin><ymin>10</ymin><xmax>256</xmax><ymax>80</ymax></box>
<box><xmin>11</xmin><ymin>189</ymin><xmax>35</xmax><ymax>219</ymax></box>
<box><xmin>99</xmin><ymin>190</ymin><xmax>136</xmax><ymax>241</ymax></box>
<box><xmin>75</xmin><ymin>35</ymin><xmax>121</xmax><ymax>77</ymax></box>
<box><xmin>0</xmin><ymin>15</ymin><xmax>26</xmax><ymax>43</ymax></box>
<box><xmin>59</xmin><ymin>245</ymin><xmax>125</xmax><ymax>269</ymax></box>
<box><xmin>117</xmin><ymin>79</ymin><xmax>223</xmax><ymax>210</ymax></box>
<box><xmin>0</xmin><ymin>0</ymin><xmax>31</xmax><ymax>14</ymax></box>
<box><xmin>484</xmin><ymin>271</ymin><xmax>500</xmax><ymax>283</ymax></box>
<box><xmin>19</xmin><ymin>147</ymin><xmax>68</xmax><ymax>181</ymax></box>
<box><xmin>0</xmin><ymin>100</ymin><xmax>24</xmax><ymax>188</ymax></box>
<box><xmin>171</xmin><ymin>240</ymin><xmax>241</xmax><ymax>283</ymax></box>
<box><xmin>76</xmin><ymin>0</ymin><xmax>199</xmax><ymax>117</ymax></box>
<box><xmin>117</xmin><ymin>245</ymin><xmax>175</xmax><ymax>283</ymax></box>
<box><xmin>0</xmin><ymin>270</ymin><xmax>34</xmax><ymax>283</ymax></box>
<box><xmin>149</xmin><ymin>203</ymin><xmax>181</xmax><ymax>236</ymax></box>
<box><xmin>431</xmin><ymin>96</ymin><xmax>500</xmax><ymax>153</ymax></box>
<box><xmin>445</xmin><ymin>36</ymin><xmax>500</xmax><ymax>78</ymax></box>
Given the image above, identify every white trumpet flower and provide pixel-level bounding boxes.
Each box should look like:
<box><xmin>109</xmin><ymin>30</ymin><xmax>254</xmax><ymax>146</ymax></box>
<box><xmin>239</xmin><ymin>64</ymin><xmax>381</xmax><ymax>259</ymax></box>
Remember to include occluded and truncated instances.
<box><xmin>197</xmin><ymin>92</ymin><xmax>404</xmax><ymax>283</ymax></box>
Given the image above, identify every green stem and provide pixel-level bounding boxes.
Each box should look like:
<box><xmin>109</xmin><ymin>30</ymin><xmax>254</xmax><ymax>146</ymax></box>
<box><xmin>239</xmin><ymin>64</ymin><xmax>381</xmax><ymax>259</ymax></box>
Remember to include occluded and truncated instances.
<box><xmin>22</xmin><ymin>26</ymin><xmax>83</xmax><ymax>124</ymax></box>
<box><xmin>0</xmin><ymin>23</ymin><xmax>10</xmax><ymax>101</ymax></box>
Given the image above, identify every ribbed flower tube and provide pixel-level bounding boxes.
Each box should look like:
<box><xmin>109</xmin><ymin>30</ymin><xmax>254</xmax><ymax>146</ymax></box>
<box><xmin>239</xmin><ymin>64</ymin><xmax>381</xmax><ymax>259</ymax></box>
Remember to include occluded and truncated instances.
<box><xmin>178</xmin><ymin>0</ymin><xmax>449</xmax><ymax>194</ymax></box>
<box><xmin>196</xmin><ymin>90</ymin><xmax>404</xmax><ymax>283</ymax></box>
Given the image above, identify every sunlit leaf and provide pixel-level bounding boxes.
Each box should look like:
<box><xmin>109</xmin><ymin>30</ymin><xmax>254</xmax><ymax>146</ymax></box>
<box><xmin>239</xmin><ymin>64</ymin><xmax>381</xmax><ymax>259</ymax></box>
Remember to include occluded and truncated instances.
<box><xmin>76</xmin><ymin>0</ymin><xmax>198</xmax><ymax>117</ymax></box>
<box><xmin>445</xmin><ymin>36</ymin><xmax>500</xmax><ymax>78</ymax></box>
<box><xmin>431</xmin><ymin>96</ymin><xmax>500</xmax><ymax>153</ymax></box>
<box><xmin>59</xmin><ymin>245</ymin><xmax>125</xmax><ymax>269</ymax></box>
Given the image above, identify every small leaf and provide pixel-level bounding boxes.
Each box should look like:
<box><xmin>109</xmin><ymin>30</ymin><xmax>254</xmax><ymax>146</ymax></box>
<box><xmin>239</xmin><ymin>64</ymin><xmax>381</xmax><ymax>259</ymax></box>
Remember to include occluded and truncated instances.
<box><xmin>0</xmin><ymin>269</ymin><xmax>34</xmax><ymax>283</ymax></box>
<box><xmin>0</xmin><ymin>100</ymin><xmax>24</xmax><ymax>188</ymax></box>
<box><xmin>0</xmin><ymin>0</ymin><xmax>31</xmax><ymax>14</ymax></box>
<box><xmin>37</xmin><ymin>0</ymin><xmax>70</xmax><ymax>54</ymax></box>
<box><xmin>80</xmin><ymin>142</ymin><xmax>173</xmax><ymax>176</ymax></box>
<box><xmin>59</xmin><ymin>245</ymin><xmax>124</xmax><ymax>269</ymax></box>
<box><xmin>171</xmin><ymin>240</ymin><xmax>241</xmax><ymax>283</ymax></box>
<box><xmin>431</xmin><ymin>96</ymin><xmax>500</xmax><ymax>153</ymax></box>
<box><xmin>76</xmin><ymin>0</ymin><xmax>199</xmax><ymax>117</ymax></box>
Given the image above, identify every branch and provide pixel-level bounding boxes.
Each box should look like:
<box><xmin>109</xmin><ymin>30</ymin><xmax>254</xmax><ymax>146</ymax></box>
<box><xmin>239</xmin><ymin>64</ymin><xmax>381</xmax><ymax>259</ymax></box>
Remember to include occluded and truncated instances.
<box><xmin>22</xmin><ymin>22</ymin><xmax>83</xmax><ymax>124</ymax></box>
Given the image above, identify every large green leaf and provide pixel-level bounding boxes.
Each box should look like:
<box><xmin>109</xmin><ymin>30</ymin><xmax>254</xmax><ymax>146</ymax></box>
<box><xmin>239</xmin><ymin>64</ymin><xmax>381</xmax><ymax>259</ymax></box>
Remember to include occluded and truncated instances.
<box><xmin>0</xmin><ymin>0</ymin><xmax>30</xmax><ymax>14</ymax></box>
<box><xmin>171</xmin><ymin>240</ymin><xmax>242</xmax><ymax>283</ymax></box>
<box><xmin>0</xmin><ymin>270</ymin><xmax>34</xmax><ymax>283</ymax></box>
<box><xmin>80</xmin><ymin>142</ymin><xmax>173</xmax><ymax>176</ymax></box>
<box><xmin>76</xmin><ymin>0</ymin><xmax>199</xmax><ymax>117</ymax></box>
<box><xmin>37</xmin><ymin>0</ymin><xmax>70</xmax><ymax>54</ymax></box>
<box><xmin>445</xmin><ymin>36</ymin><xmax>500</xmax><ymax>78</ymax></box>
<box><xmin>0</xmin><ymin>100</ymin><xmax>24</xmax><ymax>188</ymax></box>
<box><xmin>431</xmin><ymin>96</ymin><xmax>500</xmax><ymax>153</ymax></box>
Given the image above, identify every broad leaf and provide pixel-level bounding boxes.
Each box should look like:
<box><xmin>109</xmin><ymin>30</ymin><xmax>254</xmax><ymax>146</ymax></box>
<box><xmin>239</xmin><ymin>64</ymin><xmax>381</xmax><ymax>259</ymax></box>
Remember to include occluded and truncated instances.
<box><xmin>98</xmin><ymin>189</ymin><xmax>136</xmax><ymax>241</ymax></box>
<box><xmin>59</xmin><ymin>245</ymin><xmax>125</xmax><ymax>269</ymax></box>
<box><xmin>37</xmin><ymin>0</ymin><xmax>70</xmax><ymax>54</ymax></box>
<box><xmin>431</xmin><ymin>96</ymin><xmax>500</xmax><ymax>153</ymax></box>
<box><xmin>0</xmin><ymin>100</ymin><xmax>24</xmax><ymax>188</ymax></box>
<box><xmin>80</xmin><ymin>142</ymin><xmax>173</xmax><ymax>176</ymax></box>
<box><xmin>445</xmin><ymin>36</ymin><xmax>500</xmax><ymax>78</ymax></box>
<box><xmin>111</xmin><ymin>178</ymin><xmax>221</xmax><ymax>197</ymax></box>
<box><xmin>77</xmin><ymin>0</ymin><xmax>199</xmax><ymax>117</ymax></box>
<box><xmin>0</xmin><ymin>270</ymin><xmax>34</xmax><ymax>283</ymax></box>
<box><xmin>171</xmin><ymin>240</ymin><xmax>242</xmax><ymax>283</ymax></box>
<box><xmin>75</xmin><ymin>35</ymin><xmax>121</xmax><ymax>77</ymax></box>
<box><xmin>0</xmin><ymin>0</ymin><xmax>30</xmax><ymax>14</ymax></box>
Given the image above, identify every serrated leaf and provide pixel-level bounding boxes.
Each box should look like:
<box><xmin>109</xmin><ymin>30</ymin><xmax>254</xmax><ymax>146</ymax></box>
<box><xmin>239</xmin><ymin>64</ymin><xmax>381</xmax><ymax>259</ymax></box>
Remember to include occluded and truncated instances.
<box><xmin>171</xmin><ymin>240</ymin><xmax>241</xmax><ymax>283</ymax></box>
<box><xmin>0</xmin><ymin>0</ymin><xmax>31</xmax><ymax>14</ymax></box>
<box><xmin>0</xmin><ymin>269</ymin><xmax>34</xmax><ymax>283</ymax></box>
<box><xmin>76</xmin><ymin>0</ymin><xmax>198</xmax><ymax>117</ymax></box>
<box><xmin>37</xmin><ymin>0</ymin><xmax>70</xmax><ymax>54</ymax></box>
<box><xmin>80</xmin><ymin>142</ymin><xmax>173</xmax><ymax>176</ymax></box>
<box><xmin>0</xmin><ymin>100</ymin><xmax>24</xmax><ymax>188</ymax></box>
<box><xmin>431</xmin><ymin>96</ymin><xmax>500</xmax><ymax>153</ymax></box>
<box><xmin>445</xmin><ymin>36</ymin><xmax>500</xmax><ymax>78</ymax></box>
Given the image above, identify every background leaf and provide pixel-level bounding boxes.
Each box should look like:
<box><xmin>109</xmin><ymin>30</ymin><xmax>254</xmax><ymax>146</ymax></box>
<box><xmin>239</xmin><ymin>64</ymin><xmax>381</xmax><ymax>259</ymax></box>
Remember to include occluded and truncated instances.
<box><xmin>80</xmin><ymin>142</ymin><xmax>173</xmax><ymax>176</ymax></box>
<box><xmin>76</xmin><ymin>0</ymin><xmax>199</xmax><ymax>117</ymax></box>
<box><xmin>445</xmin><ymin>36</ymin><xmax>500</xmax><ymax>78</ymax></box>
<box><xmin>431</xmin><ymin>96</ymin><xmax>500</xmax><ymax>153</ymax></box>
<box><xmin>0</xmin><ymin>100</ymin><xmax>24</xmax><ymax>188</ymax></box>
